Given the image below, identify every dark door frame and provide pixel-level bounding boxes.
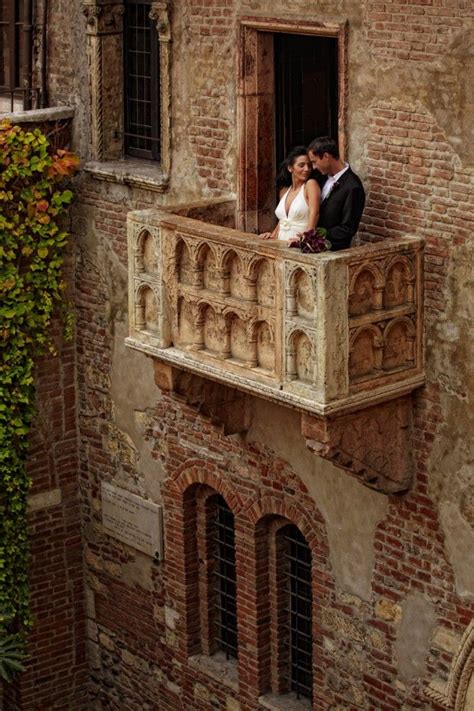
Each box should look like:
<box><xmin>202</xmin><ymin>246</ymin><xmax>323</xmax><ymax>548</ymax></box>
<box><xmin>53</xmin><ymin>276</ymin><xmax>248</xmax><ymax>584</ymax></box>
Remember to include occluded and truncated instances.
<box><xmin>237</xmin><ymin>17</ymin><xmax>348</xmax><ymax>234</ymax></box>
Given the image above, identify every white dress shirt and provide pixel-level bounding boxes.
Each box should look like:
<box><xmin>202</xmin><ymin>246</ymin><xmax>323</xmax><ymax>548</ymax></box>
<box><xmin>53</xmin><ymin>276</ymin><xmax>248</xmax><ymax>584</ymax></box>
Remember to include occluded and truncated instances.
<box><xmin>321</xmin><ymin>163</ymin><xmax>349</xmax><ymax>201</ymax></box>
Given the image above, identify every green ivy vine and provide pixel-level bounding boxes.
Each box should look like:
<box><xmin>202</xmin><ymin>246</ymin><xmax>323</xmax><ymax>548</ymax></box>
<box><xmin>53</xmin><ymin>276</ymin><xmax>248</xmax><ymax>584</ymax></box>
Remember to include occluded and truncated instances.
<box><xmin>0</xmin><ymin>120</ymin><xmax>78</xmax><ymax>648</ymax></box>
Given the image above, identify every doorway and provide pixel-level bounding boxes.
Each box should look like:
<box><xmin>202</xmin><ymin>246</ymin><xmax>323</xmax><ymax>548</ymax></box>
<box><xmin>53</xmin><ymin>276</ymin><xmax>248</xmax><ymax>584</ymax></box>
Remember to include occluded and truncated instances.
<box><xmin>274</xmin><ymin>33</ymin><xmax>339</xmax><ymax>169</ymax></box>
<box><xmin>237</xmin><ymin>20</ymin><xmax>346</xmax><ymax>234</ymax></box>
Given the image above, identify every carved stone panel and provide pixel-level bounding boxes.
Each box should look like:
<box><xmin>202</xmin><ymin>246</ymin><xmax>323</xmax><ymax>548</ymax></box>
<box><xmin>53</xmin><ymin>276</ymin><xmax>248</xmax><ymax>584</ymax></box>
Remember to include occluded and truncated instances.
<box><xmin>230</xmin><ymin>315</ymin><xmax>249</xmax><ymax>363</ymax></box>
<box><xmin>202</xmin><ymin>247</ymin><xmax>220</xmax><ymax>292</ymax></box>
<box><xmin>384</xmin><ymin>257</ymin><xmax>415</xmax><ymax>309</ymax></box>
<box><xmin>203</xmin><ymin>307</ymin><xmax>226</xmax><ymax>356</ymax></box>
<box><xmin>137</xmin><ymin>230</ymin><xmax>158</xmax><ymax>274</ymax></box>
<box><xmin>383</xmin><ymin>318</ymin><xmax>415</xmax><ymax>370</ymax></box>
<box><xmin>294</xmin><ymin>268</ymin><xmax>315</xmax><ymax>320</ymax></box>
<box><xmin>228</xmin><ymin>252</ymin><xmax>247</xmax><ymax>301</ymax></box>
<box><xmin>255</xmin><ymin>258</ymin><xmax>274</xmax><ymax>307</ymax></box>
<box><xmin>349</xmin><ymin>266</ymin><xmax>382</xmax><ymax>316</ymax></box>
<box><xmin>349</xmin><ymin>327</ymin><xmax>383</xmax><ymax>380</ymax></box>
<box><xmin>256</xmin><ymin>321</ymin><xmax>275</xmax><ymax>372</ymax></box>
<box><xmin>177</xmin><ymin>299</ymin><xmax>195</xmax><ymax>348</ymax></box>
<box><xmin>176</xmin><ymin>239</ymin><xmax>194</xmax><ymax>286</ymax></box>
<box><xmin>138</xmin><ymin>286</ymin><xmax>159</xmax><ymax>333</ymax></box>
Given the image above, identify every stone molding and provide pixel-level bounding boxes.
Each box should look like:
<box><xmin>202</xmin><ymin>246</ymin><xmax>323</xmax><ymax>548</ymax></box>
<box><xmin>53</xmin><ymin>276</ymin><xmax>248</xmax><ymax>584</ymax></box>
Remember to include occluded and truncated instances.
<box><xmin>425</xmin><ymin>621</ymin><xmax>474</xmax><ymax>710</ymax></box>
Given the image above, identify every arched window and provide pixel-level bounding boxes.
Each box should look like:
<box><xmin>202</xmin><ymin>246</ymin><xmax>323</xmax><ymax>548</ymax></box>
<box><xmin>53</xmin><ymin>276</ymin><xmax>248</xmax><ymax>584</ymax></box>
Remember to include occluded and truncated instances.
<box><xmin>183</xmin><ymin>489</ymin><xmax>238</xmax><ymax>661</ymax></box>
<box><xmin>212</xmin><ymin>496</ymin><xmax>238</xmax><ymax>658</ymax></box>
<box><xmin>266</xmin><ymin>520</ymin><xmax>313</xmax><ymax>702</ymax></box>
<box><xmin>282</xmin><ymin>525</ymin><xmax>313</xmax><ymax>700</ymax></box>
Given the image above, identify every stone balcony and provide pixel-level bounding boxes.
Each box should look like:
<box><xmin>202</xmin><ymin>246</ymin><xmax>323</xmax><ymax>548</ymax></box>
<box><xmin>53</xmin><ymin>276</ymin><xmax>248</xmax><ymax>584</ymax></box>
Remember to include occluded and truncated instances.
<box><xmin>126</xmin><ymin>201</ymin><xmax>424</xmax><ymax>493</ymax></box>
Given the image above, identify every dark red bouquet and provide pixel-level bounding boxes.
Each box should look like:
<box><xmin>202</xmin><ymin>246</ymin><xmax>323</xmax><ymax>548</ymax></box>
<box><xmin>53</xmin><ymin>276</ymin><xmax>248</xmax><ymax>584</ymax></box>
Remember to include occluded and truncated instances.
<box><xmin>289</xmin><ymin>227</ymin><xmax>331</xmax><ymax>254</ymax></box>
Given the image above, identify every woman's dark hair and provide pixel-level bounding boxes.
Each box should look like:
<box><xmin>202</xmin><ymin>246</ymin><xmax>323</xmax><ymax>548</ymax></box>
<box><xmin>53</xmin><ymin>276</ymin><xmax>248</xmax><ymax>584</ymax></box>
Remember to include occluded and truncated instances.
<box><xmin>275</xmin><ymin>145</ymin><xmax>309</xmax><ymax>188</ymax></box>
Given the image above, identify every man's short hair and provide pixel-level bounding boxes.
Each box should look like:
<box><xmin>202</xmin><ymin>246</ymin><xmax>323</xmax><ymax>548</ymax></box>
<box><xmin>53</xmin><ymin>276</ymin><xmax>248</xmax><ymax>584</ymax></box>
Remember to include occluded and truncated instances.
<box><xmin>307</xmin><ymin>136</ymin><xmax>339</xmax><ymax>159</ymax></box>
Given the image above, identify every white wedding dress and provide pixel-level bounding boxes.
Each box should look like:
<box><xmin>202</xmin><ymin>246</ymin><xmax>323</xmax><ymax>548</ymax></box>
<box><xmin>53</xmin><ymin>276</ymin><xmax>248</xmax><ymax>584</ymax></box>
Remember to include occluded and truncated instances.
<box><xmin>275</xmin><ymin>184</ymin><xmax>310</xmax><ymax>241</ymax></box>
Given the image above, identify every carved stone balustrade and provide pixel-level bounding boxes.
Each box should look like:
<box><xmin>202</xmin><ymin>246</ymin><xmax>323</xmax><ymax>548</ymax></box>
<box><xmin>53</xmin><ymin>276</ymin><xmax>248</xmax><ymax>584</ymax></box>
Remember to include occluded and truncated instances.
<box><xmin>126</xmin><ymin>205</ymin><xmax>425</xmax><ymax>493</ymax></box>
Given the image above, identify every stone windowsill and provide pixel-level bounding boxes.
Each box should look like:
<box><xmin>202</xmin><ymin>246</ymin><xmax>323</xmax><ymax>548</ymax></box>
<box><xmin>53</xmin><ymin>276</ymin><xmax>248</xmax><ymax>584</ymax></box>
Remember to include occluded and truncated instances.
<box><xmin>187</xmin><ymin>651</ymin><xmax>239</xmax><ymax>692</ymax></box>
<box><xmin>0</xmin><ymin>105</ymin><xmax>75</xmax><ymax>123</ymax></box>
<box><xmin>258</xmin><ymin>692</ymin><xmax>312</xmax><ymax>711</ymax></box>
<box><xmin>84</xmin><ymin>158</ymin><xmax>169</xmax><ymax>193</ymax></box>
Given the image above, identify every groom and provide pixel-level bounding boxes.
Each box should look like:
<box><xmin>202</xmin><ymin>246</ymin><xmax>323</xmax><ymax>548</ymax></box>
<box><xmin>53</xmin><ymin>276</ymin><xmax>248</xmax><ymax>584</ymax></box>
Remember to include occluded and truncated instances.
<box><xmin>307</xmin><ymin>136</ymin><xmax>366</xmax><ymax>251</ymax></box>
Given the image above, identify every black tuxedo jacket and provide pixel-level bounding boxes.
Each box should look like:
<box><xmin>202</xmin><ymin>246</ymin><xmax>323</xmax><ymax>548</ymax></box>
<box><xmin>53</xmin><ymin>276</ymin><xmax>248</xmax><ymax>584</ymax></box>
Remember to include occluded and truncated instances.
<box><xmin>318</xmin><ymin>167</ymin><xmax>366</xmax><ymax>251</ymax></box>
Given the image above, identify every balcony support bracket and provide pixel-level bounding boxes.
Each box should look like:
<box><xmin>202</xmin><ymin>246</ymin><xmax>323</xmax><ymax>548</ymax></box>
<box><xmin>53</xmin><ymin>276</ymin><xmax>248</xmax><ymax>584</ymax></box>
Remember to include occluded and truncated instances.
<box><xmin>153</xmin><ymin>360</ymin><xmax>252</xmax><ymax>435</ymax></box>
<box><xmin>301</xmin><ymin>395</ymin><xmax>414</xmax><ymax>494</ymax></box>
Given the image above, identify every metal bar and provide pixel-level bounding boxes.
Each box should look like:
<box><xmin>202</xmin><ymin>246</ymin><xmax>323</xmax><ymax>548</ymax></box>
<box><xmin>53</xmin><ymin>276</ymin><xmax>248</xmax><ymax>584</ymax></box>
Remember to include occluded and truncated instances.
<box><xmin>284</xmin><ymin>527</ymin><xmax>313</xmax><ymax>700</ymax></box>
<box><xmin>21</xmin><ymin>0</ymin><xmax>32</xmax><ymax>108</ymax></box>
<box><xmin>213</xmin><ymin>497</ymin><xmax>238</xmax><ymax>659</ymax></box>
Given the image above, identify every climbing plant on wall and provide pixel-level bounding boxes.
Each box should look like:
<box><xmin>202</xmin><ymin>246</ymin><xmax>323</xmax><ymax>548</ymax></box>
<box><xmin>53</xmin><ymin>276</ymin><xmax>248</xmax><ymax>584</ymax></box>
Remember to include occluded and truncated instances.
<box><xmin>0</xmin><ymin>120</ymin><xmax>79</xmax><ymax>647</ymax></box>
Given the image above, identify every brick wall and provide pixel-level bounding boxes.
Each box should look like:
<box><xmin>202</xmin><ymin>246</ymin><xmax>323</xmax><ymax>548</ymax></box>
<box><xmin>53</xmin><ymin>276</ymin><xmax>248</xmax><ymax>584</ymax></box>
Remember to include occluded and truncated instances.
<box><xmin>4</xmin><ymin>315</ymin><xmax>88</xmax><ymax>710</ymax></box>
<box><xmin>365</xmin><ymin>0</ymin><xmax>469</xmax><ymax>63</ymax></box>
<box><xmin>75</xmin><ymin>380</ymin><xmax>473</xmax><ymax>709</ymax></box>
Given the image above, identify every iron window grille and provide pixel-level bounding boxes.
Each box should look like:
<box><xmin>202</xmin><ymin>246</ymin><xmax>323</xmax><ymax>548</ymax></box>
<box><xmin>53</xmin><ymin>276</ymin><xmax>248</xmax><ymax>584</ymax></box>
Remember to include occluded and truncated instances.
<box><xmin>0</xmin><ymin>0</ymin><xmax>35</xmax><ymax>111</ymax></box>
<box><xmin>213</xmin><ymin>496</ymin><xmax>238</xmax><ymax>659</ymax></box>
<box><xmin>123</xmin><ymin>0</ymin><xmax>161</xmax><ymax>160</ymax></box>
<box><xmin>284</xmin><ymin>525</ymin><xmax>313</xmax><ymax>700</ymax></box>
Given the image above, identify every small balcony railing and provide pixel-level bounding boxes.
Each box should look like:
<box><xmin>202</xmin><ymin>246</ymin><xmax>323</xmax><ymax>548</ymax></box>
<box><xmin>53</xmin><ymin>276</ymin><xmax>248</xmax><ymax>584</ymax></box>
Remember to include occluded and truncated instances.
<box><xmin>126</xmin><ymin>203</ymin><xmax>424</xmax><ymax>417</ymax></box>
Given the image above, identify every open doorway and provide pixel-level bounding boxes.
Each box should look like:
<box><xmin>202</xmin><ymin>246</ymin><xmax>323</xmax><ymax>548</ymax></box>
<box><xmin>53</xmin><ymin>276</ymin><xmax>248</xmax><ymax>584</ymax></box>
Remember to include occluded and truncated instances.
<box><xmin>237</xmin><ymin>20</ymin><xmax>346</xmax><ymax>234</ymax></box>
<box><xmin>274</xmin><ymin>33</ymin><xmax>339</xmax><ymax>169</ymax></box>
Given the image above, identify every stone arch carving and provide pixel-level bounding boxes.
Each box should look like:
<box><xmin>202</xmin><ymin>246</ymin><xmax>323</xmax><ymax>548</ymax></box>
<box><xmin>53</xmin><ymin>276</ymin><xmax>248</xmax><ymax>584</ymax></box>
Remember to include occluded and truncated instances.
<box><xmin>254</xmin><ymin>320</ymin><xmax>275</xmax><ymax>372</ymax></box>
<box><xmin>286</xmin><ymin>329</ymin><xmax>314</xmax><ymax>384</ymax></box>
<box><xmin>227</xmin><ymin>312</ymin><xmax>249</xmax><ymax>363</ymax></box>
<box><xmin>349</xmin><ymin>264</ymin><xmax>384</xmax><ymax>316</ymax></box>
<box><xmin>199</xmin><ymin>243</ymin><xmax>219</xmax><ymax>292</ymax></box>
<box><xmin>176</xmin><ymin>238</ymin><xmax>195</xmax><ymax>286</ymax></box>
<box><xmin>165</xmin><ymin>460</ymin><xmax>245</xmax><ymax>514</ymax></box>
<box><xmin>384</xmin><ymin>256</ymin><xmax>415</xmax><ymax>309</ymax></box>
<box><xmin>221</xmin><ymin>249</ymin><xmax>246</xmax><ymax>300</ymax></box>
<box><xmin>383</xmin><ymin>317</ymin><xmax>416</xmax><ymax>371</ymax></box>
<box><xmin>293</xmin><ymin>267</ymin><xmax>315</xmax><ymax>320</ymax></box>
<box><xmin>349</xmin><ymin>325</ymin><xmax>383</xmax><ymax>379</ymax></box>
<box><xmin>135</xmin><ymin>284</ymin><xmax>159</xmax><ymax>333</ymax></box>
<box><xmin>135</xmin><ymin>229</ymin><xmax>158</xmax><ymax>274</ymax></box>
<box><xmin>250</xmin><ymin>257</ymin><xmax>274</xmax><ymax>307</ymax></box>
<box><xmin>425</xmin><ymin>621</ymin><xmax>474</xmax><ymax>711</ymax></box>
<box><xmin>200</xmin><ymin>303</ymin><xmax>226</xmax><ymax>356</ymax></box>
<box><xmin>177</xmin><ymin>297</ymin><xmax>196</xmax><ymax>348</ymax></box>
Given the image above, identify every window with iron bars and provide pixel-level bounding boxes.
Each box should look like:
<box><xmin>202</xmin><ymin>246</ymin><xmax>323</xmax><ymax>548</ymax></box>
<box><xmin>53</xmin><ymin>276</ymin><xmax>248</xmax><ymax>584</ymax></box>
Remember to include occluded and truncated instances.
<box><xmin>282</xmin><ymin>524</ymin><xmax>313</xmax><ymax>701</ymax></box>
<box><xmin>212</xmin><ymin>496</ymin><xmax>238</xmax><ymax>659</ymax></box>
<box><xmin>0</xmin><ymin>0</ymin><xmax>35</xmax><ymax>111</ymax></box>
<box><xmin>123</xmin><ymin>0</ymin><xmax>161</xmax><ymax>160</ymax></box>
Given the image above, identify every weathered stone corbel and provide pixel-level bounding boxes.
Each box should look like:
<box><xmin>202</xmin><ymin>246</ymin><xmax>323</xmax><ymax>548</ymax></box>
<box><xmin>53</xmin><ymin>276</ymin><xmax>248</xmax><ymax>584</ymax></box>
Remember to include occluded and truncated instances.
<box><xmin>150</xmin><ymin>1</ymin><xmax>171</xmax><ymax>42</ymax></box>
<box><xmin>301</xmin><ymin>396</ymin><xmax>414</xmax><ymax>494</ymax></box>
<box><xmin>153</xmin><ymin>361</ymin><xmax>252</xmax><ymax>435</ymax></box>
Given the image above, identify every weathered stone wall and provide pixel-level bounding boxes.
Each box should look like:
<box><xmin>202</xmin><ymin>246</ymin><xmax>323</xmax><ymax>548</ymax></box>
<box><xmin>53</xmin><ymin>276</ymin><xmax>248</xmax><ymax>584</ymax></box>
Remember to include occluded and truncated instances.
<box><xmin>14</xmin><ymin>0</ymin><xmax>474</xmax><ymax>708</ymax></box>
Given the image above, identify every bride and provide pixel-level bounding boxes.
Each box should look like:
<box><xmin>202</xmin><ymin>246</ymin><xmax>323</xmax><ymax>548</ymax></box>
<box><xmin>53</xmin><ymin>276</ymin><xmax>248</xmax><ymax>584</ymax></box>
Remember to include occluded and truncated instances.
<box><xmin>259</xmin><ymin>146</ymin><xmax>320</xmax><ymax>243</ymax></box>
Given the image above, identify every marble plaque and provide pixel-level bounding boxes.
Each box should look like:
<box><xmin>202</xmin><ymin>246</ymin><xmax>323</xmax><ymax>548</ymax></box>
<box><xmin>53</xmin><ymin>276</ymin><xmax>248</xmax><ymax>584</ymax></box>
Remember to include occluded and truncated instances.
<box><xmin>102</xmin><ymin>482</ymin><xmax>163</xmax><ymax>559</ymax></box>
